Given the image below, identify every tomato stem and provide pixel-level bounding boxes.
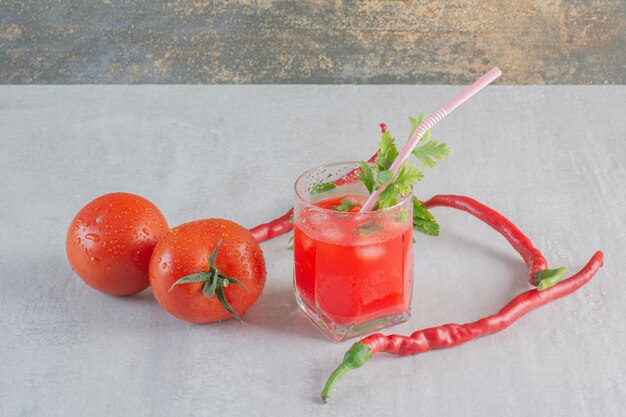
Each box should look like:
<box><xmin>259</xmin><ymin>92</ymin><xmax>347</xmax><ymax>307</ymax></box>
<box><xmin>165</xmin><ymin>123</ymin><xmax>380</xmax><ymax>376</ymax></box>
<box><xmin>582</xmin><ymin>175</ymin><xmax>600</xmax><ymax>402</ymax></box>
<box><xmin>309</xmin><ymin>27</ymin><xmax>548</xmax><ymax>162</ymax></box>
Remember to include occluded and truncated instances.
<box><xmin>169</xmin><ymin>240</ymin><xmax>247</xmax><ymax>321</ymax></box>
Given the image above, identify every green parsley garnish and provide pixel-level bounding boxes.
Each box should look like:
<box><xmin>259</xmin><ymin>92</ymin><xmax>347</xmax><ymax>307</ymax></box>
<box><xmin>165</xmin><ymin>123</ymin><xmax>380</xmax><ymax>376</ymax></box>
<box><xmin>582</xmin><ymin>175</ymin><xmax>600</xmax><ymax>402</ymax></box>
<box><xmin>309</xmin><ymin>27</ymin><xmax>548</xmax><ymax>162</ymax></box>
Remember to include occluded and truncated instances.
<box><xmin>311</xmin><ymin>182</ymin><xmax>336</xmax><ymax>195</ymax></box>
<box><xmin>333</xmin><ymin>198</ymin><xmax>362</xmax><ymax>212</ymax></box>
<box><xmin>358</xmin><ymin>161</ymin><xmax>376</xmax><ymax>194</ymax></box>
<box><xmin>374</xmin><ymin>130</ymin><xmax>399</xmax><ymax>171</ymax></box>
<box><xmin>412</xmin><ymin>140</ymin><xmax>451</xmax><ymax>168</ymax></box>
<box><xmin>355</xmin><ymin>114</ymin><xmax>451</xmax><ymax>236</ymax></box>
<box><xmin>408</xmin><ymin>114</ymin><xmax>450</xmax><ymax>169</ymax></box>
<box><xmin>413</xmin><ymin>198</ymin><xmax>440</xmax><ymax>236</ymax></box>
<box><xmin>355</xmin><ymin>221</ymin><xmax>382</xmax><ymax>236</ymax></box>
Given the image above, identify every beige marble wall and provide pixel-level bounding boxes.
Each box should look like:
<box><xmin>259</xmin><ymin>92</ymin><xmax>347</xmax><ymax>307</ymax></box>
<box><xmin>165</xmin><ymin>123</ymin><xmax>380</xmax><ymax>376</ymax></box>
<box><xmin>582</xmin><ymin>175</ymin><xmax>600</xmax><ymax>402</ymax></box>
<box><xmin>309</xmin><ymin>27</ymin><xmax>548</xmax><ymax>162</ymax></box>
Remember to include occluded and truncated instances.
<box><xmin>1</xmin><ymin>0</ymin><xmax>624</xmax><ymax>84</ymax></box>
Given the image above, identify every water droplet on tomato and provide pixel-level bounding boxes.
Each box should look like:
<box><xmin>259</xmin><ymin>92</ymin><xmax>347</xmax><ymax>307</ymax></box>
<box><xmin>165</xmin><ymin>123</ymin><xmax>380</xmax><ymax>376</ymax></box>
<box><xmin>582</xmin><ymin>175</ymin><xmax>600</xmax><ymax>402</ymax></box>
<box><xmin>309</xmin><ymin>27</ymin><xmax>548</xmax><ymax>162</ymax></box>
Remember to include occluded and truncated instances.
<box><xmin>85</xmin><ymin>233</ymin><xmax>100</xmax><ymax>242</ymax></box>
<box><xmin>82</xmin><ymin>219</ymin><xmax>90</xmax><ymax>227</ymax></box>
<box><xmin>91</xmin><ymin>256</ymin><xmax>100</xmax><ymax>265</ymax></box>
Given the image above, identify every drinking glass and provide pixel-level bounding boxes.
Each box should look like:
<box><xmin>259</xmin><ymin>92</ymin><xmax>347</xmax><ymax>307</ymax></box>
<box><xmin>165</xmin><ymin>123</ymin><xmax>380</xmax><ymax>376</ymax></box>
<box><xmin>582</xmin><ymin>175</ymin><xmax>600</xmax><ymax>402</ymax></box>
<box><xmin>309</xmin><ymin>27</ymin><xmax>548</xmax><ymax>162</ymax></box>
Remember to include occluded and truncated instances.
<box><xmin>293</xmin><ymin>161</ymin><xmax>413</xmax><ymax>341</ymax></box>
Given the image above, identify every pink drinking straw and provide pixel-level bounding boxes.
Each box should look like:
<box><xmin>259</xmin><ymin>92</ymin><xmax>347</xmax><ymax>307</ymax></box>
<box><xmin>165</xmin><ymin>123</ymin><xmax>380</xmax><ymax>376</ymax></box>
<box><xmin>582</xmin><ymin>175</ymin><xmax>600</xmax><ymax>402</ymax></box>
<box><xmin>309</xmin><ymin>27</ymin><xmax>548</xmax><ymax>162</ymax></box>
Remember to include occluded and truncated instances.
<box><xmin>359</xmin><ymin>66</ymin><xmax>502</xmax><ymax>213</ymax></box>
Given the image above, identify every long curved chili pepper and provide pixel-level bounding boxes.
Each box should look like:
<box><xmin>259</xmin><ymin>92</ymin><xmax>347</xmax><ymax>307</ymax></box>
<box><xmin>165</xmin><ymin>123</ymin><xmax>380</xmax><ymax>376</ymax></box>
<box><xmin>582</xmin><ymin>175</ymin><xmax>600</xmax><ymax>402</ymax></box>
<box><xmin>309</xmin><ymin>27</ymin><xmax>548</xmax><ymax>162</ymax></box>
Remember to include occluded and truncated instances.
<box><xmin>423</xmin><ymin>195</ymin><xmax>549</xmax><ymax>285</ymax></box>
<box><xmin>319</xmin><ymin>195</ymin><xmax>604</xmax><ymax>402</ymax></box>
<box><xmin>321</xmin><ymin>251</ymin><xmax>603</xmax><ymax>402</ymax></box>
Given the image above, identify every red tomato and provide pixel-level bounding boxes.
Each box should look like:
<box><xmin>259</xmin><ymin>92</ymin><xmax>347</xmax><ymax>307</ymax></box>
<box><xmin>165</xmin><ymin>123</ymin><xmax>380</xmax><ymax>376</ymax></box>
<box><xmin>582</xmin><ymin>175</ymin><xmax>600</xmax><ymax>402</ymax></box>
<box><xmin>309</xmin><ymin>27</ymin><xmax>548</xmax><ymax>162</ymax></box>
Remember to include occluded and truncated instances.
<box><xmin>66</xmin><ymin>192</ymin><xmax>169</xmax><ymax>296</ymax></box>
<box><xmin>149</xmin><ymin>219</ymin><xmax>266</xmax><ymax>323</ymax></box>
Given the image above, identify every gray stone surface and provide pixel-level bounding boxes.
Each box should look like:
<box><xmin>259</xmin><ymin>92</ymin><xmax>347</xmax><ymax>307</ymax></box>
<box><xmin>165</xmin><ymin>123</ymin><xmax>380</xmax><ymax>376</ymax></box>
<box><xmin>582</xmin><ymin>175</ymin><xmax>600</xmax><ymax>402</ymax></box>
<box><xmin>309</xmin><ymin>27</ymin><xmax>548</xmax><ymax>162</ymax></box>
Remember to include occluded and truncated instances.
<box><xmin>1</xmin><ymin>1</ymin><xmax>625</xmax><ymax>84</ymax></box>
<box><xmin>0</xmin><ymin>85</ymin><xmax>625</xmax><ymax>416</ymax></box>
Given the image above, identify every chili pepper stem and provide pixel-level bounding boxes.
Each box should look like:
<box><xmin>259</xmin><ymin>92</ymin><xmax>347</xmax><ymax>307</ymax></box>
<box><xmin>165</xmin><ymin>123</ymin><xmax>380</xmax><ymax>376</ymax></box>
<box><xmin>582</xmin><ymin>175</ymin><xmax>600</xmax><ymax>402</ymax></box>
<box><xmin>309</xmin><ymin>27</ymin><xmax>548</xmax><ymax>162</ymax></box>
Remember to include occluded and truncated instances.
<box><xmin>320</xmin><ymin>342</ymin><xmax>372</xmax><ymax>403</ymax></box>
<box><xmin>534</xmin><ymin>267</ymin><xmax>567</xmax><ymax>290</ymax></box>
<box><xmin>320</xmin><ymin>364</ymin><xmax>349</xmax><ymax>403</ymax></box>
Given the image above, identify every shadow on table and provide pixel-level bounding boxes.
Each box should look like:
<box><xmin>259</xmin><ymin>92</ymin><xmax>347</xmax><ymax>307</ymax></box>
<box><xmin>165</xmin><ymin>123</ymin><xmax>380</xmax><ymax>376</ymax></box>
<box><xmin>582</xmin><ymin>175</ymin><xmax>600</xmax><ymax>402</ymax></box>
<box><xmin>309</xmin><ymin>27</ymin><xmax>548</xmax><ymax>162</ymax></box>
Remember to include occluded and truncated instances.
<box><xmin>244</xmin><ymin>284</ymin><xmax>330</xmax><ymax>342</ymax></box>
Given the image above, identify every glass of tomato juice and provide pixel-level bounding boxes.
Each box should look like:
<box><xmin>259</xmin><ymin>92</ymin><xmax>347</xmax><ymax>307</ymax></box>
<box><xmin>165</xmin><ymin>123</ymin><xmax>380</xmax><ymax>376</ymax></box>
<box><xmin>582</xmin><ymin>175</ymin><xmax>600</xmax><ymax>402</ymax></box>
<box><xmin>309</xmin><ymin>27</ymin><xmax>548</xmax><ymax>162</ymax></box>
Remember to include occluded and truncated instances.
<box><xmin>293</xmin><ymin>161</ymin><xmax>414</xmax><ymax>341</ymax></box>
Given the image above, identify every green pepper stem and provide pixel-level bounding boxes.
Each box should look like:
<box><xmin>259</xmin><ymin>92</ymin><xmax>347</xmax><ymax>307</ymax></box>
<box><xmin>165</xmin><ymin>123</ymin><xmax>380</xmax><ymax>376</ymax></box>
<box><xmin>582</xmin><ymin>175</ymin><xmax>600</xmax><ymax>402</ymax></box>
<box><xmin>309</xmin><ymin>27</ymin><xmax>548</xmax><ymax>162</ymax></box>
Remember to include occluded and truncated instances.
<box><xmin>320</xmin><ymin>342</ymin><xmax>372</xmax><ymax>403</ymax></box>
<box><xmin>320</xmin><ymin>364</ymin><xmax>350</xmax><ymax>403</ymax></box>
<box><xmin>534</xmin><ymin>266</ymin><xmax>567</xmax><ymax>291</ymax></box>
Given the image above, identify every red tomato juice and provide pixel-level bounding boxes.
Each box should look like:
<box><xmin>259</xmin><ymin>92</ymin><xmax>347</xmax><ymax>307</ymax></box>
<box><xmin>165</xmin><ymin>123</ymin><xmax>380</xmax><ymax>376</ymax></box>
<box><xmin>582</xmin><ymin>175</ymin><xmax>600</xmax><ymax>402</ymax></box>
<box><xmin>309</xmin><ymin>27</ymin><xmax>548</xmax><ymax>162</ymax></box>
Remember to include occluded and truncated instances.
<box><xmin>294</xmin><ymin>195</ymin><xmax>413</xmax><ymax>326</ymax></box>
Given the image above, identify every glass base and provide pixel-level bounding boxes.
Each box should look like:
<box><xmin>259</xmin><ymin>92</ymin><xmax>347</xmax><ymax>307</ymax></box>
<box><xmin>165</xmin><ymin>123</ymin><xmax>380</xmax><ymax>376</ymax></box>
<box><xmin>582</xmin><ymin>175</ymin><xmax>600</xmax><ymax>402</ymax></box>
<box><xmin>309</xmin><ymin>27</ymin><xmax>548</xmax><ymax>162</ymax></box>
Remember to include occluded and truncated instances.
<box><xmin>294</xmin><ymin>290</ymin><xmax>410</xmax><ymax>342</ymax></box>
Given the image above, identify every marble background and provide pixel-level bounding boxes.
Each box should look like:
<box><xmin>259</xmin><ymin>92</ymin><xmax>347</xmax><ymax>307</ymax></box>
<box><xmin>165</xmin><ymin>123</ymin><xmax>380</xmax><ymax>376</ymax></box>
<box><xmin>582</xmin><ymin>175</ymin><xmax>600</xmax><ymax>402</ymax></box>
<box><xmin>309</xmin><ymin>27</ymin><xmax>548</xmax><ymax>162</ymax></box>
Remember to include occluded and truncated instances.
<box><xmin>1</xmin><ymin>0</ymin><xmax>624</xmax><ymax>84</ymax></box>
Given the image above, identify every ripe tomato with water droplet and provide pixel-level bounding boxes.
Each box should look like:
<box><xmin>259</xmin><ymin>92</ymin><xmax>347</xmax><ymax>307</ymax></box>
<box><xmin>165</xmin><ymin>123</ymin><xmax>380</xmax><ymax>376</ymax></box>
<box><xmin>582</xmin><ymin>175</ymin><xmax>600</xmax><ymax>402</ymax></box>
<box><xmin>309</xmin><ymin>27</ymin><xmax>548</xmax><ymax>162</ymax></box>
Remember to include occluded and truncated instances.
<box><xmin>66</xmin><ymin>192</ymin><xmax>169</xmax><ymax>296</ymax></box>
<box><xmin>149</xmin><ymin>219</ymin><xmax>266</xmax><ymax>323</ymax></box>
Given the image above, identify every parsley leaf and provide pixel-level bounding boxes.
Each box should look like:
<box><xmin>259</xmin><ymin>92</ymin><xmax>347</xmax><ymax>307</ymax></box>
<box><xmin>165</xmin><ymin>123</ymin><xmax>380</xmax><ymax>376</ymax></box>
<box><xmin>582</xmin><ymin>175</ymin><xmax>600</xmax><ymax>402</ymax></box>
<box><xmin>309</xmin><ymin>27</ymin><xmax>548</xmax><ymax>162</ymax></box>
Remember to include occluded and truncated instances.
<box><xmin>412</xmin><ymin>140</ymin><xmax>451</xmax><ymax>169</ymax></box>
<box><xmin>355</xmin><ymin>221</ymin><xmax>382</xmax><ymax>236</ymax></box>
<box><xmin>377</xmin><ymin>169</ymin><xmax>393</xmax><ymax>185</ymax></box>
<box><xmin>396</xmin><ymin>206</ymin><xmax>409</xmax><ymax>223</ymax></box>
<box><xmin>310</xmin><ymin>182</ymin><xmax>336</xmax><ymax>195</ymax></box>
<box><xmin>375</xmin><ymin>131</ymin><xmax>399</xmax><ymax>170</ymax></box>
<box><xmin>377</xmin><ymin>183</ymin><xmax>398</xmax><ymax>209</ymax></box>
<box><xmin>413</xmin><ymin>197</ymin><xmax>440</xmax><ymax>236</ymax></box>
<box><xmin>394</xmin><ymin>165</ymin><xmax>424</xmax><ymax>196</ymax></box>
<box><xmin>358</xmin><ymin>161</ymin><xmax>375</xmax><ymax>193</ymax></box>
<box><xmin>334</xmin><ymin>198</ymin><xmax>361</xmax><ymax>212</ymax></box>
<box><xmin>408</xmin><ymin>114</ymin><xmax>432</xmax><ymax>142</ymax></box>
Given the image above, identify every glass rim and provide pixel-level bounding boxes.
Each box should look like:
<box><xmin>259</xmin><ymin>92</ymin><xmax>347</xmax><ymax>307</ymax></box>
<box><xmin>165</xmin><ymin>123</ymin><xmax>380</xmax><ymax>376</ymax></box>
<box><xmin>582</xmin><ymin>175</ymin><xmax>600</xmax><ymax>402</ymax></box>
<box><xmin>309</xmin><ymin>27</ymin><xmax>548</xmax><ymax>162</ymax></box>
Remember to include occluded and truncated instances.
<box><xmin>294</xmin><ymin>160</ymin><xmax>413</xmax><ymax>216</ymax></box>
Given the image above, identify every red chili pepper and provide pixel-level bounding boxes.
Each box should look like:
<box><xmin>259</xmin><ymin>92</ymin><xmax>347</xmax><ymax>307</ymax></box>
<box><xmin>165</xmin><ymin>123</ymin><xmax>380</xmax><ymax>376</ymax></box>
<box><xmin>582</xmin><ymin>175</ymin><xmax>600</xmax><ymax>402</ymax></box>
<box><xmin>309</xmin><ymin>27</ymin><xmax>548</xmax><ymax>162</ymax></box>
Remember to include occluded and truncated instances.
<box><xmin>319</xmin><ymin>195</ymin><xmax>604</xmax><ymax>402</ymax></box>
<box><xmin>248</xmin><ymin>209</ymin><xmax>294</xmax><ymax>243</ymax></box>
<box><xmin>424</xmin><ymin>195</ymin><xmax>548</xmax><ymax>285</ymax></box>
